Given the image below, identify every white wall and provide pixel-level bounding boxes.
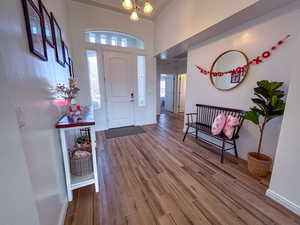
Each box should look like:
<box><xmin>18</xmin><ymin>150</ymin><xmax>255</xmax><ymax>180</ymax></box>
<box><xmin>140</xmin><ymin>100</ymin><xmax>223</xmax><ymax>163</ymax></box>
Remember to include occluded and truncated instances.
<box><xmin>0</xmin><ymin>79</ymin><xmax>40</xmax><ymax>225</ymax></box>
<box><xmin>0</xmin><ymin>0</ymin><xmax>71</xmax><ymax>224</ymax></box>
<box><xmin>185</xmin><ymin>1</ymin><xmax>300</xmax><ymax>160</ymax></box>
<box><xmin>266</xmin><ymin>61</ymin><xmax>300</xmax><ymax>215</ymax></box>
<box><xmin>69</xmin><ymin>2</ymin><xmax>156</xmax><ymax>130</ymax></box>
<box><xmin>154</xmin><ymin>0</ymin><xmax>258</xmax><ymax>54</ymax></box>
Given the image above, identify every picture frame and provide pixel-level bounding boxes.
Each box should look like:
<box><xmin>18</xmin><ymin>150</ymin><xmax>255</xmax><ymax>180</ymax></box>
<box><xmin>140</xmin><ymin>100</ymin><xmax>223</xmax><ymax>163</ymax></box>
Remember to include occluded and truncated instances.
<box><xmin>63</xmin><ymin>41</ymin><xmax>70</xmax><ymax>65</ymax></box>
<box><xmin>31</xmin><ymin>0</ymin><xmax>39</xmax><ymax>7</ymax></box>
<box><xmin>39</xmin><ymin>0</ymin><xmax>54</xmax><ymax>48</ymax></box>
<box><xmin>51</xmin><ymin>13</ymin><xmax>65</xmax><ymax>67</ymax></box>
<box><xmin>21</xmin><ymin>0</ymin><xmax>47</xmax><ymax>61</ymax></box>
<box><xmin>69</xmin><ymin>57</ymin><xmax>74</xmax><ymax>78</ymax></box>
<box><xmin>231</xmin><ymin>73</ymin><xmax>241</xmax><ymax>84</ymax></box>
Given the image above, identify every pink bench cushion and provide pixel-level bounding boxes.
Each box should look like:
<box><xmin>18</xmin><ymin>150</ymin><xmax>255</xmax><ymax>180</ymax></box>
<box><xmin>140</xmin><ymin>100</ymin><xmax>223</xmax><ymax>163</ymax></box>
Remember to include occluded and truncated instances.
<box><xmin>211</xmin><ymin>113</ymin><xmax>226</xmax><ymax>136</ymax></box>
<box><xmin>223</xmin><ymin>115</ymin><xmax>240</xmax><ymax>139</ymax></box>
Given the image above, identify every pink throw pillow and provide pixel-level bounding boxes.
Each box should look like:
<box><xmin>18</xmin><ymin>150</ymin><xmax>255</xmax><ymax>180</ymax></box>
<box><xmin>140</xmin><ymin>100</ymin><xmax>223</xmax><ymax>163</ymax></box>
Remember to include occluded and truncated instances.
<box><xmin>223</xmin><ymin>115</ymin><xmax>240</xmax><ymax>139</ymax></box>
<box><xmin>211</xmin><ymin>113</ymin><xmax>226</xmax><ymax>136</ymax></box>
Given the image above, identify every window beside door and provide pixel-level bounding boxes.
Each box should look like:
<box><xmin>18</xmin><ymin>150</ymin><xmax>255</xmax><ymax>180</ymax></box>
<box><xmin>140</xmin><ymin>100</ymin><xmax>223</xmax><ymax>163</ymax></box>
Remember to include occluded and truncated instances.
<box><xmin>86</xmin><ymin>50</ymin><xmax>101</xmax><ymax>109</ymax></box>
<box><xmin>160</xmin><ymin>75</ymin><xmax>166</xmax><ymax>98</ymax></box>
<box><xmin>137</xmin><ymin>56</ymin><xmax>146</xmax><ymax>107</ymax></box>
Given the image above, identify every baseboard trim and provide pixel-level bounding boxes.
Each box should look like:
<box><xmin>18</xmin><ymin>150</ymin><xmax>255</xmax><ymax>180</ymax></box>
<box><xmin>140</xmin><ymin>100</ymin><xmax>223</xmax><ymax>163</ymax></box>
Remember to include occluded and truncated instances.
<box><xmin>266</xmin><ymin>189</ymin><xmax>300</xmax><ymax>216</ymax></box>
<box><xmin>58</xmin><ymin>201</ymin><xmax>68</xmax><ymax>225</ymax></box>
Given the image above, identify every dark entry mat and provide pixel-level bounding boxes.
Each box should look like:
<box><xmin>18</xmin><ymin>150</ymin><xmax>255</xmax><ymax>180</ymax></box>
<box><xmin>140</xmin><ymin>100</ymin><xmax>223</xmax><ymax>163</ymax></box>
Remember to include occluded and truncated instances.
<box><xmin>105</xmin><ymin>126</ymin><xmax>146</xmax><ymax>139</ymax></box>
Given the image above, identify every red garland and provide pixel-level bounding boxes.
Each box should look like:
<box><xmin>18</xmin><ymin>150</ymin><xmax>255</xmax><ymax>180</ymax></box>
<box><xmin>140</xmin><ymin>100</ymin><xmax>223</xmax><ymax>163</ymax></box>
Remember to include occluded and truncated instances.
<box><xmin>196</xmin><ymin>35</ymin><xmax>291</xmax><ymax>77</ymax></box>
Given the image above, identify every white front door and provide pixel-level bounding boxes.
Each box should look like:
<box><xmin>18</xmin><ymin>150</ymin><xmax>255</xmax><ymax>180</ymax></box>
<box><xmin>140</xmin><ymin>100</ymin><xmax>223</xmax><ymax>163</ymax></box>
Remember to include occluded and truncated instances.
<box><xmin>104</xmin><ymin>51</ymin><xmax>135</xmax><ymax>128</ymax></box>
<box><xmin>165</xmin><ymin>75</ymin><xmax>175</xmax><ymax>112</ymax></box>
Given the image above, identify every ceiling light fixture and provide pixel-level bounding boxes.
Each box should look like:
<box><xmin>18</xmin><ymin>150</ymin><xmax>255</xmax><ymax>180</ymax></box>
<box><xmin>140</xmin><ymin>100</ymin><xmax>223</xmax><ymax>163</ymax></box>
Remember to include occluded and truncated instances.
<box><xmin>122</xmin><ymin>0</ymin><xmax>133</xmax><ymax>10</ymax></box>
<box><xmin>130</xmin><ymin>9</ymin><xmax>139</xmax><ymax>21</ymax></box>
<box><xmin>122</xmin><ymin>0</ymin><xmax>154</xmax><ymax>21</ymax></box>
<box><xmin>144</xmin><ymin>1</ymin><xmax>153</xmax><ymax>14</ymax></box>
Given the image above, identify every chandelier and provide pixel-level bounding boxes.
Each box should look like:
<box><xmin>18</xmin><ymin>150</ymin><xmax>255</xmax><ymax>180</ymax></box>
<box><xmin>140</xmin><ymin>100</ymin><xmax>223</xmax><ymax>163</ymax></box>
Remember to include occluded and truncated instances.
<box><xmin>122</xmin><ymin>0</ymin><xmax>154</xmax><ymax>21</ymax></box>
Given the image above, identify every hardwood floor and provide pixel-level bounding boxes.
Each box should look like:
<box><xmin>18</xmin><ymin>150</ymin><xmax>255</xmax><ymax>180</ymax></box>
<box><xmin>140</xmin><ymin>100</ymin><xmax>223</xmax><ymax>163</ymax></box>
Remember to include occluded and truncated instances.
<box><xmin>64</xmin><ymin>112</ymin><xmax>300</xmax><ymax>225</ymax></box>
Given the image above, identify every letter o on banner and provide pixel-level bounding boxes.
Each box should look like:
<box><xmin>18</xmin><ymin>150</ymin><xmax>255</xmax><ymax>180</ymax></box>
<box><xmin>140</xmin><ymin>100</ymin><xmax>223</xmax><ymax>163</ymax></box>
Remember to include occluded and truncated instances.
<box><xmin>262</xmin><ymin>51</ymin><xmax>271</xmax><ymax>58</ymax></box>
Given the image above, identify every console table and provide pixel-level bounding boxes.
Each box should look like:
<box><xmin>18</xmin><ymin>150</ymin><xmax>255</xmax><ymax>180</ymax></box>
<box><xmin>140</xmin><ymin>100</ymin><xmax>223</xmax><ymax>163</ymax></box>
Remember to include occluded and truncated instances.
<box><xmin>56</xmin><ymin>106</ymin><xmax>99</xmax><ymax>201</ymax></box>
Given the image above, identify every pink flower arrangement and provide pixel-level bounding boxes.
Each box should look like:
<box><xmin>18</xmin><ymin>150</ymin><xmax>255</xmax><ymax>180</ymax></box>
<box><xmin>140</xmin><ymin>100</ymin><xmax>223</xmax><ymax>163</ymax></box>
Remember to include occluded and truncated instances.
<box><xmin>56</xmin><ymin>78</ymin><xmax>80</xmax><ymax>103</ymax></box>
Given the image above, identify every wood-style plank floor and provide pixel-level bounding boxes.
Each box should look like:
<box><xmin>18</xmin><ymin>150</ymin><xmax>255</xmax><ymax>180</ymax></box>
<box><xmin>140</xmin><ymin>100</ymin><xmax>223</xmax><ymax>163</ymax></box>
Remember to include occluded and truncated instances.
<box><xmin>64</xmin><ymin>112</ymin><xmax>300</xmax><ymax>225</ymax></box>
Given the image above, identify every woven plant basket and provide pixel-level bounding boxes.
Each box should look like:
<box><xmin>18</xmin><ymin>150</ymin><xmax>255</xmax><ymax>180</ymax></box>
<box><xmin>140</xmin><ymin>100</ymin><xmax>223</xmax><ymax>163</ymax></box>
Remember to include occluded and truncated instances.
<box><xmin>247</xmin><ymin>152</ymin><xmax>272</xmax><ymax>177</ymax></box>
<box><xmin>70</xmin><ymin>150</ymin><xmax>93</xmax><ymax>176</ymax></box>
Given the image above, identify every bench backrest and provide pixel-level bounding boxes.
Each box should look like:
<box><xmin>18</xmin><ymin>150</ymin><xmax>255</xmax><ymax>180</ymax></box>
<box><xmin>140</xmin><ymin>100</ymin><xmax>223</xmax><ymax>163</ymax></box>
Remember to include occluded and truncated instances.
<box><xmin>195</xmin><ymin>104</ymin><xmax>245</xmax><ymax>129</ymax></box>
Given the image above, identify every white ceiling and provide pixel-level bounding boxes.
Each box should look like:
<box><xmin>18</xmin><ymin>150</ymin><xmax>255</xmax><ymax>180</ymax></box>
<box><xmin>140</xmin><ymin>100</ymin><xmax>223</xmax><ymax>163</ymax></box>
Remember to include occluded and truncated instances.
<box><xmin>72</xmin><ymin>0</ymin><xmax>172</xmax><ymax>20</ymax></box>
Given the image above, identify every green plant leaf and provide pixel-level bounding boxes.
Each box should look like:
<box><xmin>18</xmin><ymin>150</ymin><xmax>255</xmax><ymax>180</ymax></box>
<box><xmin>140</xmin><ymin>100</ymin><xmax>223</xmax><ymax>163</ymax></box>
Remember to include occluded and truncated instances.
<box><xmin>257</xmin><ymin>80</ymin><xmax>269</xmax><ymax>88</ymax></box>
<box><xmin>252</xmin><ymin>98</ymin><xmax>266</xmax><ymax>105</ymax></box>
<box><xmin>271</xmin><ymin>96</ymin><xmax>278</xmax><ymax>106</ymax></box>
<box><xmin>243</xmin><ymin>110</ymin><xmax>260</xmax><ymax>125</ymax></box>
<box><xmin>249</xmin><ymin>80</ymin><xmax>286</xmax><ymax>124</ymax></box>
<box><xmin>251</xmin><ymin>107</ymin><xmax>264</xmax><ymax>115</ymax></box>
<box><xmin>254</xmin><ymin>87</ymin><xmax>270</xmax><ymax>99</ymax></box>
<box><xmin>270</xmin><ymin>82</ymin><xmax>283</xmax><ymax>90</ymax></box>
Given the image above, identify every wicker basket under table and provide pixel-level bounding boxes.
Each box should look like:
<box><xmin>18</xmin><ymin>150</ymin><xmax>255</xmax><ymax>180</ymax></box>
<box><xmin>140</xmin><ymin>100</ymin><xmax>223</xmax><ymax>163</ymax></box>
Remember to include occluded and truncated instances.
<box><xmin>70</xmin><ymin>150</ymin><xmax>93</xmax><ymax>176</ymax></box>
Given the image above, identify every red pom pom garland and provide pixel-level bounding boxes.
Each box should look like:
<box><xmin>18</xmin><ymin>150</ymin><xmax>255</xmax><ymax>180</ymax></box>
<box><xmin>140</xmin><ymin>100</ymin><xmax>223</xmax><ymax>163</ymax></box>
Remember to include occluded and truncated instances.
<box><xmin>196</xmin><ymin>35</ymin><xmax>291</xmax><ymax>77</ymax></box>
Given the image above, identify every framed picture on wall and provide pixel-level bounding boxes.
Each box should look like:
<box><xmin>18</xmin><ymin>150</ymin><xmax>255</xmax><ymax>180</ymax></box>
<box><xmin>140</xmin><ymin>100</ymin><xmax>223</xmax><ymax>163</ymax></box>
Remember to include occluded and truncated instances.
<box><xmin>31</xmin><ymin>0</ymin><xmax>39</xmax><ymax>7</ymax></box>
<box><xmin>231</xmin><ymin>73</ymin><xmax>241</xmax><ymax>84</ymax></box>
<box><xmin>21</xmin><ymin>0</ymin><xmax>47</xmax><ymax>61</ymax></box>
<box><xmin>69</xmin><ymin>57</ymin><xmax>74</xmax><ymax>78</ymax></box>
<box><xmin>51</xmin><ymin>13</ymin><xmax>65</xmax><ymax>67</ymax></box>
<box><xmin>39</xmin><ymin>0</ymin><xmax>54</xmax><ymax>47</ymax></box>
<box><xmin>63</xmin><ymin>41</ymin><xmax>70</xmax><ymax>65</ymax></box>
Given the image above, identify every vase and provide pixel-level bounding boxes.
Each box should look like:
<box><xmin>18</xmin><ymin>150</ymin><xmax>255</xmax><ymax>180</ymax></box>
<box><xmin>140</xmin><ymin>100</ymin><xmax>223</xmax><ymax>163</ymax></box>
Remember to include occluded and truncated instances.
<box><xmin>66</xmin><ymin>99</ymin><xmax>75</xmax><ymax>119</ymax></box>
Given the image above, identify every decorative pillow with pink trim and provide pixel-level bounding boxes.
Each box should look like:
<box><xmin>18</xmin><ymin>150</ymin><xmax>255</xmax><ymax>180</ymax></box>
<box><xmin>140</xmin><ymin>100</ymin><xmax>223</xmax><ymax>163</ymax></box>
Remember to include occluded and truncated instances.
<box><xmin>211</xmin><ymin>113</ymin><xmax>227</xmax><ymax>136</ymax></box>
<box><xmin>223</xmin><ymin>115</ymin><xmax>240</xmax><ymax>139</ymax></box>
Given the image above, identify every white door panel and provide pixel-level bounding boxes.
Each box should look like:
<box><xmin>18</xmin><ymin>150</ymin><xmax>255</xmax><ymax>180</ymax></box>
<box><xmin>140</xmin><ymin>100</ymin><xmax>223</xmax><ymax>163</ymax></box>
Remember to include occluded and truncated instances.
<box><xmin>104</xmin><ymin>51</ymin><xmax>135</xmax><ymax>128</ymax></box>
<box><xmin>110</xmin><ymin>57</ymin><xmax>129</xmax><ymax>97</ymax></box>
<box><xmin>178</xmin><ymin>74</ymin><xmax>187</xmax><ymax>112</ymax></box>
<box><xmin>165</xmin><ymin>75</ymin><xmax>174</xmax><ymax>112</ymax></box>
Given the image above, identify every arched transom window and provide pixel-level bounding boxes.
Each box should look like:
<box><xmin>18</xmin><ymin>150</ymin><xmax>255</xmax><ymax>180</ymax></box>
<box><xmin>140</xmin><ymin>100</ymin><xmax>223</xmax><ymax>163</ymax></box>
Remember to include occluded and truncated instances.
<box><xmin>85</xmin><ymin>30</ymin><xmax>145</xmax><ymax>50</ymax></box>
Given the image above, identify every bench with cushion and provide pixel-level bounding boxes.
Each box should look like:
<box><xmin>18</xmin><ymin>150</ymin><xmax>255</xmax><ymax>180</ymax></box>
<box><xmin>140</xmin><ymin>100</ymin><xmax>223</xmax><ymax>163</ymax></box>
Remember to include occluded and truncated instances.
<box><xmin>183</xmin><ymin>104</ymin><xmax>245</xmax><ymax>163</ymax></box>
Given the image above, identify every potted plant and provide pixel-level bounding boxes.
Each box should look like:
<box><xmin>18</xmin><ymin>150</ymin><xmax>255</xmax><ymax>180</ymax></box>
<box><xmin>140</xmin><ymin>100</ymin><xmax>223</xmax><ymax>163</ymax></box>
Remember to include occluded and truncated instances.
<box><xmin>243</xmin><ymin>80</ymin><xmax>286</xmax><ymax>177</ymax></box>
<box><xmin>76</xmin><ymin>135</ymin><xmax>90</xmax><ymax>148</ymax></box>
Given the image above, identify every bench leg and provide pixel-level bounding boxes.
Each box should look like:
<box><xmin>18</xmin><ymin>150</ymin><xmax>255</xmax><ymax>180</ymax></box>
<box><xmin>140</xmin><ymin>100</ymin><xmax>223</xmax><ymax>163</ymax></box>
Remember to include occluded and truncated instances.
<box><xmin>183</xmin><ymin>126</ymin><xmax>190</xmax><ymax>142</ymax></box>
<box><xmin>195</xmin><ymin>128</ymin><xmax>198</xmax><ymax>139</ymax></box>
<box><xmin>221</xmin><ymin>140</ymin><xmax>225</xmax><ymax>163</ymax></box>
<box><xmin>233</xmin><ymin>139</ymin><xmax>238</xmax><ymax>158</ymax></box>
